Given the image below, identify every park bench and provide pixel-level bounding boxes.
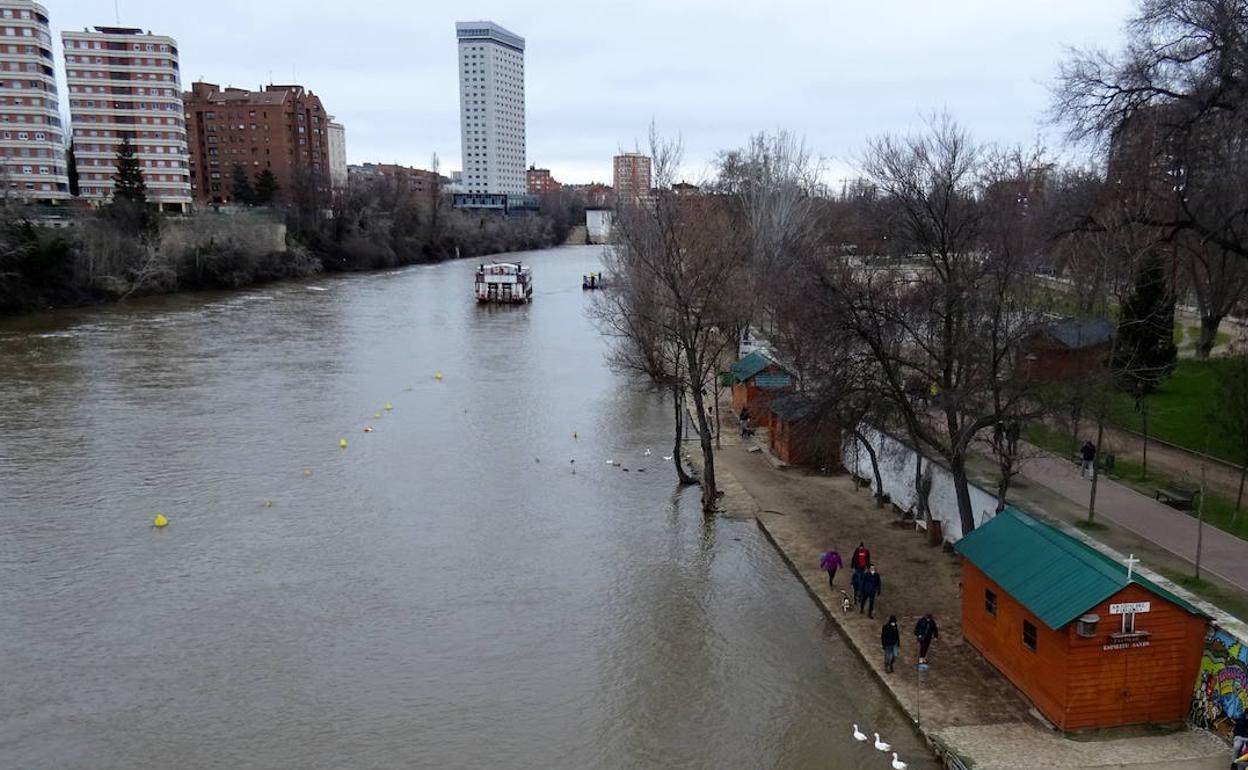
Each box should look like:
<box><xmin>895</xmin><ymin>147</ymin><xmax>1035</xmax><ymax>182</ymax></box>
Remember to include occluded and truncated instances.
<box><xmin>1155</xmin><ymin>481</ymin><xmax>1200</xmax><ymax>510</ymax></box>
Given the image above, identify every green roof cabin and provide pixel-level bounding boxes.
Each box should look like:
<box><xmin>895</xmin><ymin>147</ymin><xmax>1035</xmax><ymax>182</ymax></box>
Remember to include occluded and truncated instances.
<box><xmin>955</xmin><ymin>508</ymin><xmax>1209</xmax><ymax>731</ymax></box>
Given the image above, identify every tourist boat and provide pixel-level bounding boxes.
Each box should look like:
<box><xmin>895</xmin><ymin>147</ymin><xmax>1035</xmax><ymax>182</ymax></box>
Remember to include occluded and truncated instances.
<box><xmin>474</xmin><ymin>262</ymin><xmax>533</xmax><ymax>303</ymax></box>
<box><xmin>582</xmin><ymin>272</ymin><xmax>604</xmax><ymax>290</ymax></box>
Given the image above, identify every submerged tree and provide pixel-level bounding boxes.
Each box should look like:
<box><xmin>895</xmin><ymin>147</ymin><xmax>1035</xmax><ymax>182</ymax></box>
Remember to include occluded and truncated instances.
<box><xmin>604</xmin><ymin>126</ymin><xmax>751</xmax><ymax>513</ymax></box>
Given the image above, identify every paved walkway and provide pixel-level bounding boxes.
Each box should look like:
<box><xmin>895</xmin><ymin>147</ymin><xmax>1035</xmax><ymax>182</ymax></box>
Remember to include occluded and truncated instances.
<box><xmin>1017</xmin><ymin>448</ymin><xmax>1248</xmax><ymax>593</ymax></box>
<box><xmin>708</xmin><ymin>437</ymin><xmax>1227</xmax><ymax>769</ymax></box>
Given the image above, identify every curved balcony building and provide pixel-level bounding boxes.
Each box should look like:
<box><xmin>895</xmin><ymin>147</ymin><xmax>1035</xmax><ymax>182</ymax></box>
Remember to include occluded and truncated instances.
<box><xmin>0</xmin><ymin>1</ymin><xmax>68</xmax><ymax>202</ymax></box>
<box><xmin>63</xmin><ymin>25</ymin><xmax>191</xmax><ymax>211</ymax></box>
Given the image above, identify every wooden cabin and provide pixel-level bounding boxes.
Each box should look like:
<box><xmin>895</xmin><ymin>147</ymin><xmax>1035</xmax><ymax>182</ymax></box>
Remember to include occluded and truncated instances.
<box><xmin>729</xmin><ymin>352</ymin><xmax>793</xmax><ymax>428</ymax></box>
<box><xmin>1018</xmin><ymin>317</ymin><xmax>1114</xmax><ymax>382</ymax></box>
<box><xmin>768</xmin><ymin>394</ymin><xmax>841</xmax><ymax>468</ymax></box>
<box><xmin>955</xmin><ymin>508</ymin><xmax>1209</xmax><ymax>731</ymax></box>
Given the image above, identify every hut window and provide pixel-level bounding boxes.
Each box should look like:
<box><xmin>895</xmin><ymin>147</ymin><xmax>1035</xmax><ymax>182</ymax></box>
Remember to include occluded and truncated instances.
<box><xmin>985</xmin><ymin>590</ymin><xmax>997</xmax><ymax>617</ymax></box>
<box><xmin>1023</xmin><ymin>620</ymin><xmax>1037</xmax><ymax>652</ymax></box>
<box><xmin>1121</xmin><ymin>612</ymin><xmax>1135</xmax><ymax>634</ymax></box>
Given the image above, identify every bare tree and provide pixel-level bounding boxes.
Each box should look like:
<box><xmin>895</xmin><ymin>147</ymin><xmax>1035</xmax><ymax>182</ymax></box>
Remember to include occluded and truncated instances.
<box><xmin>1054</xmin><ymin>0</ymin><xmax>1248</xmax><ymax>265</ymax></box>
<box><xmin>1182</xmin><ymin>237</ymin><xmax>1247</xmax><ymax>358</ymax></box>
<box><xmin>1215</xmin><ymin>346</ymin><xmax>1248</xmax><ymax>519</ymax></box>
<box><xmin>606</xmin><ymin>127</ymin><xmax>751</xmax><ymax>513</ymax></box>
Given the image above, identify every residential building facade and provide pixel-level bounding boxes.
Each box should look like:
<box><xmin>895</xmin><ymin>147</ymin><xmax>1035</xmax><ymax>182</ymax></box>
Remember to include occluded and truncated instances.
<box><xmin>525</xmin><ymin>165</ymin><xmax>559</xmax><ymax>194</ymax></box>
<box><xmin>327</xmin><ymin>117</ymin><xmax>346</xmax><ymax>189</ymax></box>
<box><xmin>0</xmin><ymin>1</ymin><xmax>67</xmax><ymax>201</ymax></box>
<box><xmin>456</xmin><ymin>21</ymin><xmax>525</xmax><ymax>195</ymax></box>
<box><xmin>347</xmin><ymin>163</ymin><xmax>440</xmax><ymax>197</ymax></box>
<box><xmin>613</xmin><ymin>152</ymin><xmax>651</xmax><ymax>205</ymax></box>
<box><xmin>63</xmin><ymin>26</ymin><xmax>190</xmax><ymax>210</ymax></box>
<box><xmin>183</xmin><ymin>81</ymin><xmax>330</xmax><ymax>204</ymax></box>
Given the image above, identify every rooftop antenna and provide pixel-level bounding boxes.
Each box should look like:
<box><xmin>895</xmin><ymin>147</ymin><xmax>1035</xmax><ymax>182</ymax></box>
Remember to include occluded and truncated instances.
<box><xmin>114</xmin><ymin>0</ymin><xmax>120</xmax><ymax>24</ymax></box>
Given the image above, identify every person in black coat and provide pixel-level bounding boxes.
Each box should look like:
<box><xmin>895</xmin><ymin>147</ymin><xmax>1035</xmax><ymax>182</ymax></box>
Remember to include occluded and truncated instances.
<box><xmin>881</xmin><ymin>616</ymin><xmax>901</xmax><ymax>673</ymax></box>
<box><xmin>858</xmin><ymin>565</ymin><xmax>881</xmax><ymax>618</ymax></box>
<box><xmin>914</xmin><ymin>613</ymin><xmax>939</xmax><ymax>663</ymax></box>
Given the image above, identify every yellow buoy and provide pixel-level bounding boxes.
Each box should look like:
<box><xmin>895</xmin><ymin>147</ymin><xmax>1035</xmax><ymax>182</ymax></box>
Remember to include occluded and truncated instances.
<box><xmin>434</xmin><ymin>372</ymin><xmax>444</xmax><ymax>381</ymax></box>
<box><xmin>303</xmin><ymin>468</ymin><xmax>313</xmax><ymax>476</ymax></box>
<box><xmin>339</xmin><ymin>438</ymin><xmax>349</xmax><ymax>449</ymax></box>
<box><xmin>405</xmin><ymin>385</ymin><xmax>413</xmax><ymax>391</ymax></box>
<box><xmin>383</xmin><ymin>402</ymin><xmax>393</xmax><ymax>411</ymax></box>
<box><xmin>262</xmin><ymin>500</ymin><xmax>274</xmax><ymax>508</ymax></box>
<box><xmin>374</xmin><ymin>411</ymin><xmax>382</xmax><ymax>419</ymax></box>
<box><xmin>153</xmin><ymin>513</ymin><xmax>168</xmax><ymax>528</ymax></box>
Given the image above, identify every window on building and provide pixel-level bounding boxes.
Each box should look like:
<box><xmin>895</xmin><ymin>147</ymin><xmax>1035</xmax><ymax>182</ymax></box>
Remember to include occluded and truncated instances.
<box><xmin>1121</xmin><ymin>612</ymin><xmax>1136</xmax><ymax>634</ymax></box>
<box><xmin>1022</xmin><ymin>620</ymin><xmax>1037</xmax><ymax>652</ymax></box>
<box><xmin>985</xmin><ymin>590</ymin><xmax>997</xmax><ymax>617</ymax></box>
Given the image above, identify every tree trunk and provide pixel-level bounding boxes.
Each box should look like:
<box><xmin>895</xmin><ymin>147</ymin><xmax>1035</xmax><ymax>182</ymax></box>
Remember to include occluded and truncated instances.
<box><xmin>1195</xmin><ymin>314</ymin><xmax>1223</xmax><ymax>360</ymax></box>
<box><xmin>689</xmin><ymin>383</ymin><xmax>717</xmax><ymax>513</ymax></box>
<box><xmin>1234</xmin><ymin>460</ymin><xmax>1246</xmax><ymax>526</ymax></box>
<box><xmin>671</xmin><ymin>375</ymin><xmax>696</xmax><ymax>485</ymax></box>
<box><xmin>853</xmin><ymin>428</ymin><xmax>886</xmax><ymax>507</ymax></box>
<box><xmin>949</xmin><ymin>454</ymin><xmax>977</xmax><ymax>536</ymax></box>
<box><xmin>1087</xmin><ymin>417</ymin><xmax>1106</xmax><ymax>523</ymax></box>
<box><xmin>1140</xmin><ymin>401</ymin><xmax>1149</xmax><ymax>481</ymax></box>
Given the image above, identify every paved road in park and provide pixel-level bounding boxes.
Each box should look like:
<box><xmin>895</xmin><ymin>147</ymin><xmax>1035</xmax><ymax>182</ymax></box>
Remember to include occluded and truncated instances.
<box><xmin>1018</xmin><ymin>449</ymin><xmax>1248</xmax><ymax>593</ymax></box>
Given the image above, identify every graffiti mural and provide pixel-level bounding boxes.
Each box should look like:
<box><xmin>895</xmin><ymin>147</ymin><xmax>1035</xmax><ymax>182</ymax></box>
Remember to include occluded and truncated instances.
<box><xmin>1190</xmin><ymin>627</ymin><xmax>1248</xmax><ymax>735</ymax></box>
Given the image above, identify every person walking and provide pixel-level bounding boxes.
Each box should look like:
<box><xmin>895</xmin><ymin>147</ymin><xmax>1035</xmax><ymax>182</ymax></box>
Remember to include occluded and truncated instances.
<box><xmin>858</xmin><ymin>565</ymin><xmax>882</xmax><ymax>619</ymax></box>
<box><xmin>850</xmin><ymin>542</ymin><xmax>871</xmax><ymax>572</ymax></box>
<box><xmin>738</xmin><ymin>407</ymin><xmax>751</xmax><ymax>437</ymax></box>
<box><xmin>1233</xmin><ymin>712</ymin><xmax>1248</xmax><ymax>763</ymax></box>
<box><xmin>1080</xmin><ymin>440</ymin><xmax>1097</xmax><ymax>478</ymax></box>
<box><xmin>914</xmin><ymin>613</ymin><xmax>939</xmax><ymax>663</ymax></box>
<box><xmin>881</xmin><ymin>616</ymin><xmax>901</xmax><ymax>673</ymax></box>
<box><xmin>819</xmin><ymin>549</ymin><xmax>843</xmax><ymax>588</ymax></box>
<box><xmin>851</xmin><ymin>566</ymin><xmax>865</xmax><ymax>608</ymax></box>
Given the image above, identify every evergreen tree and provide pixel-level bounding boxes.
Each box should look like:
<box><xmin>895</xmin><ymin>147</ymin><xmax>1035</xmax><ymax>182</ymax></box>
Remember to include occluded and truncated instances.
<box><xmin>230</xmin><ymin>163</ymin><xmax>255</xmax><ymax>205</ymax></box>
<box><xmin>1113</xmin><ymin>248</ymin><xmax>1177</xmax><ymax>394</ymax></box>
<box><xmin>66</xmin><ymin>143</ymin><xmax>79</xmax><ymax>197</ymax></box>
<box><xmin>254</xmin><ymin>168</ymin><xmax>278</xmax><ymax>205</ymax></box>
<box><xmin>112</xmin><ymin>135</ymin><xmax>146</xmax><ymax>204</ymax></box>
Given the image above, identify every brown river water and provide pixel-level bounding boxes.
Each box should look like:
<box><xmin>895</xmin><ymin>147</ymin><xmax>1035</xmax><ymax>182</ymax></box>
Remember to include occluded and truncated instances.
<box><xmin>0</xmin><ymin>245</ymin><xmax>934</xmax><ymax>769</ymax></box>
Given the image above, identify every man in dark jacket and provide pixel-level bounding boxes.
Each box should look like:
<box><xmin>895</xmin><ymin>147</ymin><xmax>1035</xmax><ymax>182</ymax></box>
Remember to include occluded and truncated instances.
<box><xmin>881</xmin><ymin>616</ymin><xmax>901</xmax><ymax>673</ymax></box>
<box><xmin>1080</xmin><ymin>440</ymin><xmax>1096</xmax><ymax>478</ymax></box>
<box><xmin>915</xmin><ymin>613</ymin><xmax>939</xmax><ymax>663</ymax></box>
<box><xmin>851</xmin><ymin>567</ymin><xmax>864</xmax><ymax>607</ymax></box>
<box><xmin>858</xmin><ymin>565</ymin><xmax>881</xmax><ymax>618</ymax></box>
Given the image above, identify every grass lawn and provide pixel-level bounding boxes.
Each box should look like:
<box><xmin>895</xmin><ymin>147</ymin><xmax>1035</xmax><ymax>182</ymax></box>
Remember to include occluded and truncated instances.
<box><xmin>1107</xmin><ymin>358</ymin><xmax>1244</xmax><ymax>464</ymax></box>
<box><xmin>1106</xmin><ymin>456</ymin><xmax>1248</xmax><ymax>540</ymax></box>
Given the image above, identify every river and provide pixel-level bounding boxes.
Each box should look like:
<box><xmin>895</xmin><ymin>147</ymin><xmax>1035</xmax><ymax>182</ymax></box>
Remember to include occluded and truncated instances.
<box><xmin>0</xmin><ymin>245</ymin><xmax>932</xmax><ymax>769</ymax></box>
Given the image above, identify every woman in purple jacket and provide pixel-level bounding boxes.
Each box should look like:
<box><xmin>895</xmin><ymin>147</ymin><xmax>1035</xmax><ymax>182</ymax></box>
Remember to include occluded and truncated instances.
<box><xmin>819</xmin><ymin>549</ymin><xmax>843</xmax><ymax>588</ymax></box>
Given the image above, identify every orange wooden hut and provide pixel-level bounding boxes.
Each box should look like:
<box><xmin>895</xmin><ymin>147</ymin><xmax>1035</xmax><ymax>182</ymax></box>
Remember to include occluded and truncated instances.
<box><xmin>955</xmin><ymin>508</ymin><xmax>1209</xmax><ymax>731</ymax></box>
<box><xmin>767</xmin><ymin>394</ymin><xmax>841</xmax><ymax>468</ymax></box>
<box><xmin>729</xmin><ymin>352</ymin><xmax>792</xmax><ymax>428</ymax></box>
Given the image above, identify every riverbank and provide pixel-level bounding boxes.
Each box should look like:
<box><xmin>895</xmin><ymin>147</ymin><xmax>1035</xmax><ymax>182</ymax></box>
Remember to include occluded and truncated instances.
<box><xmin>0</xmin><ymin>205</ymin><xmax>570</xmax><ymax>315</ymax></box>
<box><xmin>692</xmin><ymin>426</ymin><xmax>1227</xmax><ymax>769</ymax></box>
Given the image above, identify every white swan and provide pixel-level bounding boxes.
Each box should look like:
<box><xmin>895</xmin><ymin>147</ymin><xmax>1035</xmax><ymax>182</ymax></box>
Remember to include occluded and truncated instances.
<box><xmin>852</xmin><ymin>724</ymin><xmax>868</xmax><ymax>741</ymax></box>
<box><xmin>643</xmin><ymin>448</ymin><xmax>652</xmax><ymax>456</ymax></box>
<box><xmin>891</xmin><ymin>752</ymin><xmax>906</xmax><ymax>770</ymax></box>
<box><xmin>874</xmin><ymin>733</ymin><xmax>891</xmax><ymax>752</ymax></box>
<box><xmin>662</xmin><ymin>455</ymin><xmax>673</xmax><ymax>461</ymax></box>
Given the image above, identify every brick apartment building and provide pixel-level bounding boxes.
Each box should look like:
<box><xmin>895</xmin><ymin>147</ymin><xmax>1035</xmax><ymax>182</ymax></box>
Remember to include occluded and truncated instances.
<box><xmin>613</xmin><ymin>152</ymin><xmax>651</xmax><ymax>205</ymax></box>
<box><xmin>63</xmin><ymin>25</ymin><xmax>191</xmax><ymax>210</ymax></box>
<box><xmin>347</xmin><ymin>163</ymin><xmax>441</xmax><ymax>197</ymax></box>
<box><xmin>183</xmin><ymin>81</ymin><xmax>330</xmax><ymax>204</ymax></box>
<box><xmin>526</xmin><ymin>165</ymin><xmax>559</xmax><ymax>194</ymax></box>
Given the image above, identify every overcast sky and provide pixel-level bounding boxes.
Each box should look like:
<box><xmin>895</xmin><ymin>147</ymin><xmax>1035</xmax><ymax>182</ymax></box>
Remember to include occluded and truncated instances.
<box><xmin>56</xmin><ymin>0</ymin><xmax>1136</xmax><ymax>185</ymax></box>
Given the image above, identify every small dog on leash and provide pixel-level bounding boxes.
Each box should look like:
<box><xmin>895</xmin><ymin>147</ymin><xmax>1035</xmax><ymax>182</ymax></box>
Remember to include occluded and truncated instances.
<box><xmin>840</xmin><ymin>591</ymin><xmax>853</xmax><ymax>613</ymax></box>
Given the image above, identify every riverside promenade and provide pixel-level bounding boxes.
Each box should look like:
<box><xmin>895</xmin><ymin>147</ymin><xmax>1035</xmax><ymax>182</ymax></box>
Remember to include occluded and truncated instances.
<box><xmin>704</xmin><ymin>432</ymin><xmax>1227</xmax><ymax>770</ymax></box>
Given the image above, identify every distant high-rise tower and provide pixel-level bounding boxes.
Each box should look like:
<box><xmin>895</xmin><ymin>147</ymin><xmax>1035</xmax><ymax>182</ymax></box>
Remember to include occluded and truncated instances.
<box><xmin>0</xmin><ymin>1</ymin><xmax>69</xmax><ymax>201</ymax></box>
<box><xmin>456</xmin><ymin>21</ymin><xmax>525</xmax><ymax>195</ymax></box>
<box><xmin>613</xmin><ymin>152</ymin><xmax>651</xmax><ymax>205</ymax></box>
<box><xmin>63</xmin><ymin>26</ymin><xmax>191</xmax><ymax>210</ymax></box>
